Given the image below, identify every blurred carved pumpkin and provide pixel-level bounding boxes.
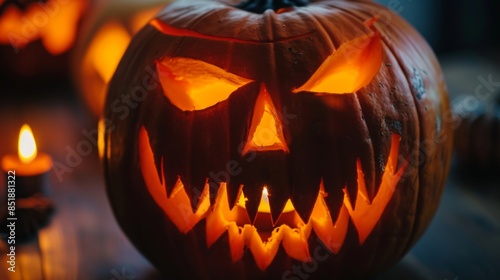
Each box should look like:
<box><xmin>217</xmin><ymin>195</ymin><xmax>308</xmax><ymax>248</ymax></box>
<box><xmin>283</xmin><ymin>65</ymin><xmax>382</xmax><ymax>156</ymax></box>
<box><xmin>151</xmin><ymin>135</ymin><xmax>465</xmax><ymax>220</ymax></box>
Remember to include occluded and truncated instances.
<box><xmin>72</xmin><ymin>0</ymin><xmax>168</xmax><ymax>117</ymax></box>
<box><xmin>0</xmin><ymin>0</ymin><xmax>87</xmax><ymax>82</ymax></box>
<box><xmin>104</xmin><ymin>0</ymin><xmax>452</xmax><ymax>279</ymax></box>
<box><xmin>454</xmin><ymin>91</ymin><xmax>500</xmax><ymax>171</ymax></box>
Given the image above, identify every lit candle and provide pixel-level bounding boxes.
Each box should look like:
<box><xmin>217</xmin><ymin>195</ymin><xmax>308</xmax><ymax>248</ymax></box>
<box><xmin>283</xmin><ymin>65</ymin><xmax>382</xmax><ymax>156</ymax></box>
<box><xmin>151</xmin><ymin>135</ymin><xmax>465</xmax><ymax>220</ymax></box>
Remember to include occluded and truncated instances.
<box><xmin>1</xmin><ymin>124</ymin><xmax>53</xmax><ymax>198</ymax></box>
<box><xmin>252</xmin><ymin>187</ymin><xmax>299</xmax><ymax>231</ymax></box>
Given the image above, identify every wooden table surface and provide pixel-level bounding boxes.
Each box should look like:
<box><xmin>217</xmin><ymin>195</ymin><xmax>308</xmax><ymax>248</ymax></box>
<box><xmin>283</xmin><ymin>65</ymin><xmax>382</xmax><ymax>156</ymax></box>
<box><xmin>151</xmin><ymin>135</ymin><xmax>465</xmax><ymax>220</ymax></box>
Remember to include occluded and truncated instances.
<box><xmin>0</xmin><ymin>54</ymin><xmax>499</xmax><ymax>280</ymax></box>
<box><xmin>0</xmin><ymin>96</ymin><xmax>162</xmax><ymax>280</ymax></box>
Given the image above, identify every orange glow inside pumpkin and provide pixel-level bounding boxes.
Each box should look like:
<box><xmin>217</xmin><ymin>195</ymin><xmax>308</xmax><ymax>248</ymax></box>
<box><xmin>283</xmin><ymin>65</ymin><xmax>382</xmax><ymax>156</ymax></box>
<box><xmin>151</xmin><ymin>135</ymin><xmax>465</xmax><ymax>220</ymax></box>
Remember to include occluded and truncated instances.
<box><xmin>0</xmin><ymin>0</ymin><xmax>86</xmax><ymax>54</ymax></box>
<box><xmin>139</xmin><ymin>126</ymin><xmax>406</xmax><ymax>270</ymax></box>
<box><xmin>254</xmin><ymin>187</ymin><xmax>295</xmax><ymax>214</ymax></box>
<box><xmin>156</xmin><ymin>57</ymin><xmax>253</xmax><ymax>111</ymax></box>
<box><xmin>293</xmin><ymin>17</ymin><xmax>382</xmax><ymax>94</ymax></box>
<box><xmin>242</xmin><ymin>83</ymin><xmax>290</xmax><ymax>155</ymax></box>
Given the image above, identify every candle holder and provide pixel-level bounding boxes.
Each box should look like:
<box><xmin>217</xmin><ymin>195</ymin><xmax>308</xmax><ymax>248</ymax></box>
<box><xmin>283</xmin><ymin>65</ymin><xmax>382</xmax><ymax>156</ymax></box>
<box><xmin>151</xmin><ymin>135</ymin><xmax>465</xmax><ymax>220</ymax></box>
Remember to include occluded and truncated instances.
<box><xmin>0</xmin><ymin>194</ymin><xmax>55</xmax><ymax>241</ymax></box>
<box><xmin>1</xmin><ymin>153</ymin><xmax>53</xmax><ymax>198</ymax></box>
<box><xmin>0</xmin><ymin>125</ymin><xmax>55</xmax><ymax>241</ymax></box>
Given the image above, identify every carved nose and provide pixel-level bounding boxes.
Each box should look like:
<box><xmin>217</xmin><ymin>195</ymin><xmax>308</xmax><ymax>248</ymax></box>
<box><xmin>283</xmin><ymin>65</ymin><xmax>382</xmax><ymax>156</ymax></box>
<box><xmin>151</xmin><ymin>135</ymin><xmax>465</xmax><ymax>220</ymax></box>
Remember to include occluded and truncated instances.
<box><xmin>241</xmin><ymin>83</ymin><xmax>289</xmax><ymax>156</ymax></box>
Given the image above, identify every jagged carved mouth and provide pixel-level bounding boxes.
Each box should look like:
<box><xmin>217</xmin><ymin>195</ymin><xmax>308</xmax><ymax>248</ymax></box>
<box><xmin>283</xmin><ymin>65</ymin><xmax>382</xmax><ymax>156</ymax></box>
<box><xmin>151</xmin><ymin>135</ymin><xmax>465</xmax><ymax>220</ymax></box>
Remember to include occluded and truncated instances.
<box><xmin>139</xmin><ymin>126</ymin><xmax>406</xmax><ymax>271</ymax></box>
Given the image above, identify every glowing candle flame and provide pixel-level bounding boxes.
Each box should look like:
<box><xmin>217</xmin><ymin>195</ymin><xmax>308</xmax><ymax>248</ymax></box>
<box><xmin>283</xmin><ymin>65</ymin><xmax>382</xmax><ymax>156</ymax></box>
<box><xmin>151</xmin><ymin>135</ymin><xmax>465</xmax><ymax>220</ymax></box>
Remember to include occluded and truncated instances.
<box><xmin>256</xmin><ymin>186</ymin><xmax>295</xmax><ymax>214</ymax></box>
<box><xmin>258</xmin><ymin>187</ymin><xmax>271</xmax><ymax>213</ymax></box>
<box><xmin>18</xmin><ymin>124</ymin><xmax>37</xmax><ymax>164</ymax></box>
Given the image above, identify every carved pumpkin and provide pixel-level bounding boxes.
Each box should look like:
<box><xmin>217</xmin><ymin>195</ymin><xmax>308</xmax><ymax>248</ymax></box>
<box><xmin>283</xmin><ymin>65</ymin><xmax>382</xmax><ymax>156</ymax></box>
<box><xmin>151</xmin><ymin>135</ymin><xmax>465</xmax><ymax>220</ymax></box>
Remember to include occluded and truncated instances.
<box><xmin>104</xmin><ymin>0</ymin><xmax>452</xmax><ymax>278</ymax></box>
<box><xmin>72</xmin><ymin>0</ymin><xmax>168</xmax><ymax>117</ymax></box>
<box><xmin>0</xmin><ymin>0</ymin><xmax>87</xmax><ymax>81</ymax></box>
<box><xmin>454</xmin><ymin>91</ymin><xmax>500</xmax><ymax>171</ymax></box>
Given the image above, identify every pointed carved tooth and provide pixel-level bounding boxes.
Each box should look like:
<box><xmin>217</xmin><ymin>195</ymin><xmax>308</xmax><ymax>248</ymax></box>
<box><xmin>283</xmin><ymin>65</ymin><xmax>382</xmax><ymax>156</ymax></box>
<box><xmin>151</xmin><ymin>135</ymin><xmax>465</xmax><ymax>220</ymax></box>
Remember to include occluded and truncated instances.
<box><xmin>190</xmin><ymin>178</ymin><xmax>209</xmax><ymax>211</ymax></box>
<box><xmin>163</xmin><ymin>127</ymin><xmax>189</xmax><ymax>198</ymax></box>
<box><xmin>154</xmin><ymin>155</ymin><xmax>163</xmax><ymax>185</ymax></box>
<box><xmin>226</xmin><ymin>180</ymin><xmax>243</xmax><ymax>209</ymax></box>
<box><xmin>267</xmin><ymin>185</ymin><xmax>288</xmax><ymax>224</ymax></box>
<box><xmin>344</xmin><ymin>134</ymin><xmax>406</xmax><ymax>245</ymax></box>
<box><xmin>144</xmin><ymin>126</ymin><xmax>406</xmax><ymax>268</ymax></box>
<box><xmin>310</xmin><ymin>198</ymin><xmax>349</xmax><ymax>254</ymax></box>
<box><xmin>343</xmin><ymin>163</ymin><xmax>359</xmax><ymax>211</ymax></box>
<box><xmin>289</xmin><ymin>142</ymin><xmax>322</xmax><ymax>224</ymax></box>
<box><xmin>206</xmin><ymin>183</ymin><xmax>231</xmax><ymax>248</ymax></box>
<box><xmin>181</xmin><ymin>176</ymin><xmax>203</xmax><ymax>211</ymax></box>
<box><xmin>265</xmin><ymin>153</ymin><xmax>289</xmax><ymax>223</ymax></box>
<box><xmin>243</xmin><ymin>183</ymin><xmax>261</xmax><ymax>223</ymax></box>
<box><xmin>163</xmin><ymin>164</ymin><xmax>178</xmax><ymax>198</ymax></box>
<box><xmin>321</xmin><ymin>178</ymin><xmax>344</xmax><ymax>221</ymax></box>
<box><xmin>139</xmin><ymin>127</ymin><xmax>209</xmax><ymax>234</ymax></box>
<box><xmin>311</xmin><ymin>183</ymin><xmax>349</xmax><ymax>253</ymax></box>
<box><xmin>321</xmin><ymin>156</ymin><xmax>345</xmax><ymax>221</ymax></box>
<box><xmin>186</xmin><ymin>158</ymin><xmax>210</xmax><ymax>210</ymax></box>
<box><xmin>290</xmin><ymin>179</ymin><xmax>320</xmax><ymax>223</ymax></box>
<box><xmin>207</xmin><ymin>177</ymin><xmax>222</xmax><ymax>206</ymax></box>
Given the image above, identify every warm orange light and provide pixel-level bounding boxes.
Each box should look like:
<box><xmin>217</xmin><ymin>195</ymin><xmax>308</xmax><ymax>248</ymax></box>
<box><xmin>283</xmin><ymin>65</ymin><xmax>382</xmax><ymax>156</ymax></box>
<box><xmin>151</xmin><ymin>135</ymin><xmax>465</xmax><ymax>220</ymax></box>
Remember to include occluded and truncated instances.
<box><xmin>139</xmin><ymin>126</ymin><xmax>405</xmax><ymax>271</ymax></box>
<box><xmin>156</xmin><ymin>57</ymin><xmax>253</xmax><ymax>111</ymax></box>
<box><xmin>258</xmin><ymin>187</ymin><xmax>271</xmax><ymax>213</ymax></box>
<box><xmin>84</xmin><ymin>21</ymin><xmax>132</xmax><ymax>84</ymax></box>
<box><xmin>42</xmin><ymin>0</ymin><xmax>85</xmax><ymax>54</ymax></box>
<box><xmin>18</xmin><ymin>124</ymin><xmax>37</xmax><ymax>164</ymax></box>
<box><xmin>251</xmin><ymin>186</ymin><xmax>295</xmax><ymax>214</ymax></box>
<box><xmin>0</xmin><ymin>0</ymin><xmax>86</xmax><ymax>54</ymax></box>
<box><xmin>97</xmin><ymin>118</ymin><xmax>106</xmax><ymax>159</ymax></box>
<box><xmin>249</xmin><ymin>103</ymin><xmax>283</xmax><ymax>148</ymax></box>
<box><xmin>242</xmin><ymin>84</ymin><xmax>289</xmax><ymax>155</ymax></box>
<box><xmin>343</xmin><ymin>133</ymin><xmax>407</xmax><ymax>244</ymax></box>
<box><xmin>293</xmin><ymin>18</ymin><xmax>382</xmax><ymax>94</ymax></box>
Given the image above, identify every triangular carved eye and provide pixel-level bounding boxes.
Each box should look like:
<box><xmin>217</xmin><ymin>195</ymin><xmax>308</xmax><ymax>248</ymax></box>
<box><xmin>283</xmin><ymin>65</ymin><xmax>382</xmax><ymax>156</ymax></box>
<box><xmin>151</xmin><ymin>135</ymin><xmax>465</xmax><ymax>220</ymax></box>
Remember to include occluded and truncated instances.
<box><xmin>156</xmin><ymin>57</ymin><xmax>253</xmax><ymax>111</ymax></box>
<box><xmin>293</xmin><ymin>18</ymin><xmax>382</xmax><ymax>95</ymax></box>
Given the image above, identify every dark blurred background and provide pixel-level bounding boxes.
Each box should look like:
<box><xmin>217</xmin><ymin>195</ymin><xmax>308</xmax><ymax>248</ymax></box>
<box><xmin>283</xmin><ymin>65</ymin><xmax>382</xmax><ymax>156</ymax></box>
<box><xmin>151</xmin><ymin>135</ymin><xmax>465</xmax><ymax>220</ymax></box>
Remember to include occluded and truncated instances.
<box><xmin>376</xmin><ymin>0</ymin><xmax>500</xmax><ymax>55</ymax></box>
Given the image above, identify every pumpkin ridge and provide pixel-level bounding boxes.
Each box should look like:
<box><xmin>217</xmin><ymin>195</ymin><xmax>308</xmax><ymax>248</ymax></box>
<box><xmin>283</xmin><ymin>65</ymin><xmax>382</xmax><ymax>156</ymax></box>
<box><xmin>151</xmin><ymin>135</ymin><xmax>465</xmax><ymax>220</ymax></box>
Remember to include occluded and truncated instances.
<box><xmin>152</xmin><ymin>2</ymin><xmax>319</xmax><ymax>44</ymax></box>
<box><xmin>373</xmin><ymin>22</ymin><xmax>427</xmax><ymax>256</ymax></box>
<box><xmin>225</xmin><ymin>10</ymin><xmax>253</xmax><ymax>71</ymax></box>
<box><xmin>294</xmin><ymin>6</ymin><xmax>357</xmax><ymax>216</ymax></box>
<box><xmin>317</xmin><ymin>1</ymin><xmax>426</xmax><ymax>267</ymax></box>
<box><xmin>352</xmin><ymin>91</ymin><xmax>377</xmax><ymax>201</ymax></box>
<box><xmin>352</xmin><ymin>2</ymin><xmax>451</xmax><ymax>265</ymax></box>
<box><xmin>344</xmin><ymin>7</ymin><xmax>422</xmax><ymax>265</ymax></box>
<box><xmin>295</xmin><ymin>7</ymin><xmax>338</xmax><ymax>51</ymax></box>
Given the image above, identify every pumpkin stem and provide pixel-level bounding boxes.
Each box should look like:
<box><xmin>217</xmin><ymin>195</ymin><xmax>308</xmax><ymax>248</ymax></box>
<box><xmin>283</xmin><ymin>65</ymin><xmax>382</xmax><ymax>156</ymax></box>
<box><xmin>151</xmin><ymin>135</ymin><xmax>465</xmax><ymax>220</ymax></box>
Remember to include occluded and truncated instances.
<box><xmin>236</xmin><ymin>0</ymin><xmax>309</xmax><ymax>13</ymax></box>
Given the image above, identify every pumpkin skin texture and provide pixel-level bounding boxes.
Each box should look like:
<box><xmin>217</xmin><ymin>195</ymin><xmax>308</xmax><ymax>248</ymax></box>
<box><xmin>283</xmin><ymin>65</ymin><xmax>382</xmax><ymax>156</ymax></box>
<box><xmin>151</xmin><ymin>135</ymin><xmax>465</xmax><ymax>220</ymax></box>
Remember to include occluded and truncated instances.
<box><xmin>104</xmin><ymin>0</ymin><xmax>452</xmax><ymax>279</ymax></box>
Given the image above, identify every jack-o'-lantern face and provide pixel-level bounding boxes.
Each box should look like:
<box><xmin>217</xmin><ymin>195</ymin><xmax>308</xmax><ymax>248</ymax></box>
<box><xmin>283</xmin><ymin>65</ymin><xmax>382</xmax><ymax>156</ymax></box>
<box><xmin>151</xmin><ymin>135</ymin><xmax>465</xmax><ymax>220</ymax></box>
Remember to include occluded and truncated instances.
<box><xmin>104</xmin><ymin>0</ymin><xmax>452</xmax><ymax>278</ymax></box>
<box><xmin>136</xmin><ymin>17</ymin><xmax>406</xmax><ymax>270</ymax></box>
